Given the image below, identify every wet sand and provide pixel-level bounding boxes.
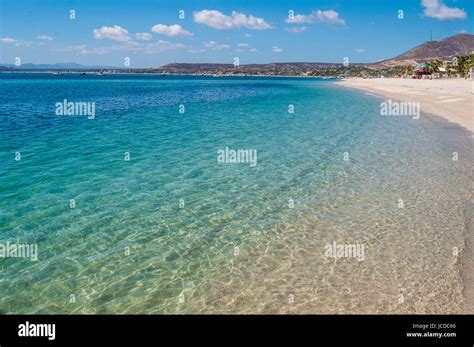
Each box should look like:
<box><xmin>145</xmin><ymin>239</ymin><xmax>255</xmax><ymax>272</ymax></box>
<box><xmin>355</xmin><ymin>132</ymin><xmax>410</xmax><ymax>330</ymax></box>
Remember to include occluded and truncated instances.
<box><xmin>338</xmin><ymin>77</ymin><xmax>474</xmax><ymax>313</ymax></box>
<box><xmin>337</xmin><ymin>78</ymin><xmax>474</xmax><ymax>133</ymax></box>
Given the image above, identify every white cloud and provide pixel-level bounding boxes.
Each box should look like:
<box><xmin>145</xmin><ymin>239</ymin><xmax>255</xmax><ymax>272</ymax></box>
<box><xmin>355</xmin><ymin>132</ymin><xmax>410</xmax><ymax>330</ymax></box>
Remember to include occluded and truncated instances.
<box><xmin>355</xmin><ymin>48</ymin><xmax>365</xmax><ymax>53</ymax></box>
<box><xmin>0</xmin><ymin>37</ymin><xmax>17</xmax><ymax>43</ymax></box>
<box><xmin>286</xmin><ymin>10</ymin><xmax>345</xmax><ymax>25</ymax></box>
<box><xmin>285</xmin><ymin>26</ymin><xmax>308</xmax><ymax>33</ymax></box>
<box><xmin>151</xmin><ymin>24</ymin><xmax>193</xmax><ymax>37</ymax></box>
<box><xmin>237</xmin><ymin>43</ymin><xmax>248</xmax><ymax>47</ymax></box>
<box><xmin>37</xmin><ymin>35</ymin><xmax>52</xmax><ymax>41</ymax></box>
<box><xmin>188</xmin><ymin>48</ymin><xmax>206</xmax><ymax>53</ymax></box>
<box><xmin>81</xmin><ymin>40</ymin><xmax>185</xmax><ymax>55</ymax></box>
<box><xmin>249</xmin><ymin>48</ymin><xmax>257</xmax><ymax>52</ymax></box>
<box><xmin>54</xmin><ymin>44</ymin><xmax>88</xmax><ymax>53</ymax></box>
<box><xmin>193</xmin><ymin>10</ymin><xmax>272</xmax><ymax>30</ymax></box>
<box><xmin>12</xmin><ymin>40</ymin><xmax>33</xmax><ymax>47</ymax></box>
<box><xmin>272</xmin><ymin>46</ymin><xmax>283</xmax><ymax>53</ymax></box>
<box><xmin>244</xmin><ymin>33</ymin><xmax>252</xmax><ymax>37</ymax></box>
<box><xmin>203</xmin><ymin>40</ymin><xmax>230</xmax><ymax>50</ymax></box>
<box><xmin>0</xmin><ymin>37</ymin><xmax>34</xmax><ymax>47</ymax></box>
<box><xmin>93</xmin><ymin>25</ymin><xmax>130</xmax><ymax>42</ymax></box>
<box><xmin>421</xmin><ymin>0</ymin><xmax>467</xmax><ymax>20</ymax></box>
<box><xmin>135</xmin><ymin>32</ymin><xmax>152</xmax><ymax>41</ymax></box>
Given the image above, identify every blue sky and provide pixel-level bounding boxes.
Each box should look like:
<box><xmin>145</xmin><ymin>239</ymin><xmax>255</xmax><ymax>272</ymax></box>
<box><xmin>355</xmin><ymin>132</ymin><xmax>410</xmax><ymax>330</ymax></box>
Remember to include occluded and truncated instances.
<box><xmin>0</xmin><ymin>0</ymin><xmax>472</xmax><ymax>67</ymax></box>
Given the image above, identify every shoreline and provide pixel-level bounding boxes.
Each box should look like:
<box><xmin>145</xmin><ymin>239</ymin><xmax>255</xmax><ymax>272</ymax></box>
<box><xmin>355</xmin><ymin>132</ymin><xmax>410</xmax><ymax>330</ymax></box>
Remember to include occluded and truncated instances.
<box><xmin>460</xmin><ymin>205</ymin><xmax>474</xmax><ymax>313</ymax></box>
<box><xmin>338</xmin><ymin>77</ymin><xmax>474</xmax><ymax>313</ymax></box>
<box><xmin>0</xmin><ymin>71</ymin><xmax>337</xmax><ymax>79</ymax></box>
<box><xmin>336</xmin><ymin>78</ymin><xmax>474</xmax><ymax>133</ymax></box>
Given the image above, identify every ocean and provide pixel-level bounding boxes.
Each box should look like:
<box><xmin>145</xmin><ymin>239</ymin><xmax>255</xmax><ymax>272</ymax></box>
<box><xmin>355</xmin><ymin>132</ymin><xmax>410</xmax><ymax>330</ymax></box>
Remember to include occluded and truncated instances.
<box><xmin>0</xmin><ymin>73</ymin><xmax>472</xmax><ymax>313</ymax></box>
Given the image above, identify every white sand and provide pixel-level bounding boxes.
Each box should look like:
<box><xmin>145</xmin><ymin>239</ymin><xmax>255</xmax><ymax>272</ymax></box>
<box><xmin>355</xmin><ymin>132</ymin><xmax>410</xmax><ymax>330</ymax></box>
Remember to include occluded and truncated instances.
<box><xmin>339</xmin><ymin>77</ymin><xmax>474</xmax><ymax>312</ymax></box>
<box><xmin>337</xmin><ymin>78</ymin><xmax>474</xmax><ymax>133</ymax></box>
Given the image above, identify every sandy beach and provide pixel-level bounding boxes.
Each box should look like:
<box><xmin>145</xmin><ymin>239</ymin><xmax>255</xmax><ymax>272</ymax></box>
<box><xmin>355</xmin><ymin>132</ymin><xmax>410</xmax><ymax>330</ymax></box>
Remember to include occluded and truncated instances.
<box><xmin>340</xmin><ymin>77</ymin><xmax>474</xmax><ymax>313</ymax></box>
<box><xmin>337</xmin><ymin>78</ymin><xmax>474</xmax><ymax>133</ymax></box>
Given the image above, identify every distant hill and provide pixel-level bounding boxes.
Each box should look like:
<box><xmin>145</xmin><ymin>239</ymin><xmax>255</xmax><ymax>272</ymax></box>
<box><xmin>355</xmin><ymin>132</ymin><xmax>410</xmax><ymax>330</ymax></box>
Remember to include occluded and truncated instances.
<box><xmin>155</xmin><ymin>62</ymin><xmax>369</xmax><ymax>76</ymax></box>
<box><xmin>156</xmin><ymin>34</ymin><xmax>473</xmax><ymax>75</ymax></box>
<box><xmin>1</xmin><ymin>34</ymin><xmax>471</xmax><ymax>76</ymax></box>
<box><xmin>0</xmin><ymin>62</ymin><xmax>120</xmax><ymax>70</ymax></box>
<box><xmin>374</xmin><ymin>33</ymin><xmax>474</xmax><ymax>67</ymax></box>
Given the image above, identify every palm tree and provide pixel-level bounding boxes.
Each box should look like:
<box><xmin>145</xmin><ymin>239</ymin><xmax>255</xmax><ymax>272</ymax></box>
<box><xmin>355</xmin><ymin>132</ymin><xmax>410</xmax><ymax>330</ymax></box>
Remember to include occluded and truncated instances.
<box><xmin>427</xmin><ymin>59</ymin><xmax>443</xmax><ymax>73</ymax></box>
<box><xmin>449</xmin><ymin>55</ymin><xmax>473</xmax><ymax>77</ymax></box>
<box><xmin>460</xmin><ymin>54</ymin><xmax>474</xmax><ymax>77</ymax></box>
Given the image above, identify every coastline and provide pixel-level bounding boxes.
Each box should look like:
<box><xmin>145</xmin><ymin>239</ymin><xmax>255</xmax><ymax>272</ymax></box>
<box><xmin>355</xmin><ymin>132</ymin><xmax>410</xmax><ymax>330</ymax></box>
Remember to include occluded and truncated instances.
<box><xmin>338</xmin><ymin>77</ymin><xmax>474</xmax><ymax>313</ymax></box>
<box><xmin>460</xmin><ymin>203</ymin><xmax>474</xmax><ymax>313</ymax></box>
<box><xmin>336</xmin><ymin>78</ymin><xmax>474</xmax><ymax>133</ymax></box>
<box><xmin>0</xmin><ymin>70</ymin><xmax>337</xmax><ymax>79</ymax></box>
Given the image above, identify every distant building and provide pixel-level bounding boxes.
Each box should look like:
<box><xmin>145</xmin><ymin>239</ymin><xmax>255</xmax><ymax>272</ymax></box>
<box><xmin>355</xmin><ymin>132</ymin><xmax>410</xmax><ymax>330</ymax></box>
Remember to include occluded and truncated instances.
<box><xmin>413</xmin><ymin>63</ymin><xmax>430</xmax><ymax>79</ymax></box>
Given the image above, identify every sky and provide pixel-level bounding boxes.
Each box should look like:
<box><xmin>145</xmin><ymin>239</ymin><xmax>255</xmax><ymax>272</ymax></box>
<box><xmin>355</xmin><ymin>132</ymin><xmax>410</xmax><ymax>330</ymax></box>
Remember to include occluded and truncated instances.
<box><xmin>0</xmin><ymin>0</ymin><xmax>472</xmax><ymax>68</ymax></box>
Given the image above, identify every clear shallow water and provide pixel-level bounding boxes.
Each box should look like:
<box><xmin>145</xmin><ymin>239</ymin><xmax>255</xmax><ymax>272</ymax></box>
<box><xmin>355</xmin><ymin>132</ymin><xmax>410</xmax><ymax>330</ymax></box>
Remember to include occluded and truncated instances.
<box><xmin>0</xmin><ymin>73</ymin><xmax>472</xmax><ymax>313</ymax></box>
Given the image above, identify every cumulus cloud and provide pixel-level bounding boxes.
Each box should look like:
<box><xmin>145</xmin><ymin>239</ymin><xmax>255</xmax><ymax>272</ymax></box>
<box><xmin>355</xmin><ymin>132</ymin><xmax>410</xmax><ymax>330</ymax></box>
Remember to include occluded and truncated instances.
<box><xmin>203</xmin><ymin>40</ymin><xmax>230</xmax><ymax>50</ymax></box>
<box><xmin>0</xmin><ymin>37</ymin><xmax>17</xmax><ymax>43</ymax></box>
<box><xmin>37</xmin><ymin>35</ymin><xmax>53</xmax><ymax>41</ymax></box>
<box><xmin>285</xmin><ymin>26</ymin><xmax>308</xmax><ymax>33</ymax></box>
<box><xmin>421</xmin><ymin>0</ymin><xmax>467</xmax><ymax>20</ymax></box>
<box><xmin>286</xmin><ymin>10</ymin><xmax>345</xmax><ymax>25</ymax></box>
<box><xmin>93</xmin><ymin>25</ymin><xmax>130</xmax><ymax>42</ymax></box>
<box><xmin>272</xmin><ymin>46</ymin><xmax>283</xmax><ymax>53</ymax></box>
<box><xmin>151</xmin><ymin>24</ymin><xmax>193</xmax><ymax>37</ymax></box>
<box><xmin>135</xmin><ymin>32</ymin><xmax>152</xmax><ymax>41</ymax></box>
<box><xmin>355</xmin><ymin>48</ymin><xmax>365</xmax><ymax>53</ymax></box>
<box><xmin>237</xmin><ymin>43</ymin><xmax>248</xmax><ymax>47</ymax></box>
<box><xmin>193</xmin><ymin>10</ymin><xmax>272</xmax><ymax>30</ymax></box>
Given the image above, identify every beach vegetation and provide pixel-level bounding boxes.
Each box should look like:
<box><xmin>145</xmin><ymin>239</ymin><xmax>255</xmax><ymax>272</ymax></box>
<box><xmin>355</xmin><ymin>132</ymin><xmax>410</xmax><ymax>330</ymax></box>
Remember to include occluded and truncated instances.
<box><xmin>440</xmin><ymin>54</ymin><xmax>474</xmax><ymax>77</ymax></box>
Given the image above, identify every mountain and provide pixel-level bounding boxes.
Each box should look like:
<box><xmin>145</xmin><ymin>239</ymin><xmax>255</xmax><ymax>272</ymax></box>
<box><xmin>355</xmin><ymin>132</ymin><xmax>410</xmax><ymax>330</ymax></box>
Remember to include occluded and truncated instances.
<box><xmin>156</xmin><ymin>34</ymin><xmax>473</xmax><ymax>75</ymax></box>
<box><xmin>374</xmin><ymin>33</ymin><xmax>474</xmax><ymax>67</ymax></box>
<box><xmin>0</xmin><ymin>62</ymin><xmax>120</xmax><ymax>70</ymax></box>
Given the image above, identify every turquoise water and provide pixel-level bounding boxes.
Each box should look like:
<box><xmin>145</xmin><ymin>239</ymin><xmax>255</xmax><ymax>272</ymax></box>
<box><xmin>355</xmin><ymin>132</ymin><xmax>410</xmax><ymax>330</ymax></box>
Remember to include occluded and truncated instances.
<box><xmin>0</xmin><ymin>74</ymin><xmax>472</xmax><ymax>313</ymax></box>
